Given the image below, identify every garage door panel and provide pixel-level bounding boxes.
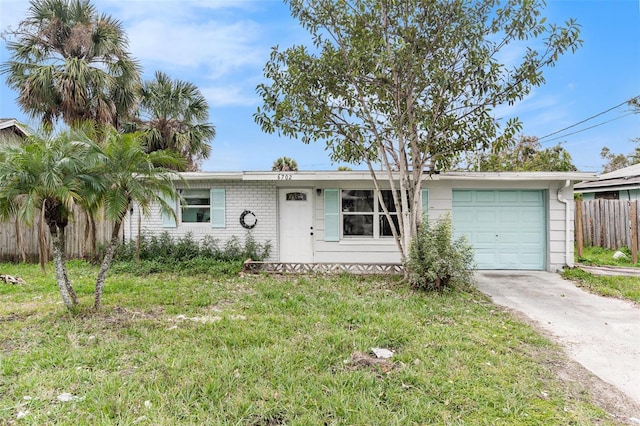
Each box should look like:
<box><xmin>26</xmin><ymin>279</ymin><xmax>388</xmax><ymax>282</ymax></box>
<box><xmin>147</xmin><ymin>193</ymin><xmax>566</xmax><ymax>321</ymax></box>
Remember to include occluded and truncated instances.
<box><xmin>498</xmin><ymin>191</ymin><xmax>519</xmax><ymax>203</ymax></box>
<box><xmin>521</xmin><ymin>209</ymin><xmax>543</xmax><ymax>221</ymax></box>
<box><xmin>498</xmin><ymin>232</ymin><xmax>520</xmax><ymax>244</ymax></box>
<box><xmin>520</xmin><ymin>191</ymin><xmax>543</xmax><ymax>203</ymax></box>
<box><xmin>476</xmin><ymin>191</ymin><xmax>497</xmax><ymax>203</ymax></box>
<box><xmin>453</xmin><ymin>190</ymin><xmax>545</xmax><ymax>270</ymax></box>
<box><xmin>521</xmin><ymin>253</ymin><xmax>544</xmax><ymax>265</ymax></box>
<box><xmin>475</xmin><ymin>252</ymin><xmax>498</xmax><ymax>266</ymax></box>
<box><xmin>453</xmin><ymin>191</ymin><xmax>473</xmax><ymax>203</ymax></box>
<box><xmin>477</xmin><ymin>210</ymin><xmax>498</xmax><ymax>223</ymax></box>
<box><xmin>476</xmin><ymin>232</ymin><xmax>497</xmax><ymax>244</ymax></box>
<box><xmin>454</xmin><ymin>210</ymin><xmax>474</xmax><ymax>224</ymax></box>
<box><xmin>498</xmin><ymin>253</ymin><xmax>520</xmax><ymax>265</ymax></box>
<box><xmin>521</xmin><ymin>231</ymin><xmax>543</xmax><ymax>244</ymax></box>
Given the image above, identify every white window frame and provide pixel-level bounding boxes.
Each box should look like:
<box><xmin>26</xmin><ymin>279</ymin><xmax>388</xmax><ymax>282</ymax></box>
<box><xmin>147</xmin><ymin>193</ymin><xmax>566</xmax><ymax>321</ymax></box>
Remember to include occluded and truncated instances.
<box><xmin>340</xmin><ymin>189</ymin><xmax>399</xmax><ymax>239</ymax></box>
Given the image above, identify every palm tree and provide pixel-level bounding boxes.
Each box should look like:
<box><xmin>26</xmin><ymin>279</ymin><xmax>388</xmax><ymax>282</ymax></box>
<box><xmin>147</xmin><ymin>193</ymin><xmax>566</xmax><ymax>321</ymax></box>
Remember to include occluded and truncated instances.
<box><xmin>0</xmin><ymin>128</ymin><xmax>103</xmax><ymax>309</ymax></box>
<box><xmin>272</xmin><ymin>156</ymin><xmax>298</xmax><ymax>171</ymax></box>
<box><xmin>125</xmin><ymin>71</ymin><xmax>215</xmax><ymax>171</ymax></box>
<box><xmin>1</xmin><ymin>0</ymin><xmax>141</xmax><ymax>129</ymax></box>
<box><xmin>91</xmin><ymin>129</ymin><xmax>184</xmax><ymax>309</ymax></box>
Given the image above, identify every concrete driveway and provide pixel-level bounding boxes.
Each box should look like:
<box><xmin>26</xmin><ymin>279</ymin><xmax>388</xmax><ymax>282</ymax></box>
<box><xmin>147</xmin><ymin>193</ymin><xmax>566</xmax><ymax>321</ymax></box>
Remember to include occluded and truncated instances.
<box><xmin>474</xmin><ymin>270</ymin><xmax>640</xmax><ymax>406</ymax></box>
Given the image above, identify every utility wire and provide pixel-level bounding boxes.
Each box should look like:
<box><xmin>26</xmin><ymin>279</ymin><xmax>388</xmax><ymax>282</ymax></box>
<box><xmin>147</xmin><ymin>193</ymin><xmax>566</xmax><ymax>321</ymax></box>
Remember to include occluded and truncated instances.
<box><xmin>540</xmin><ymin>112</ymin><xmax>636</xmax><ymax>144</ymax></box>
<box><xmin>537</xmin><ymin>95</ymin><xmax>639</xmax><ymax>142</ymax></box>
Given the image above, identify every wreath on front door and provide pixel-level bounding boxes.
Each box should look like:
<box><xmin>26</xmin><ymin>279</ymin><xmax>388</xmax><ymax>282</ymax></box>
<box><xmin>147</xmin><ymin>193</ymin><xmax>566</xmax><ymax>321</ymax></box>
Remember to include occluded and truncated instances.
<box><xmin>239</xmin><ymin>210</ymin><xmax>257</xmax><ymax>229</ymax></box>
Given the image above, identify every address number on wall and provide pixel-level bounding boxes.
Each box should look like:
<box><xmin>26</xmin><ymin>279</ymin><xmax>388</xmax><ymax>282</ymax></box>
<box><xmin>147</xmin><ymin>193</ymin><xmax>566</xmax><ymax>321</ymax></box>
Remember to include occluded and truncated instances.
<box><xmin>277</xmin><ymin>174</ymin><xmax>292</xmax><ymax>180</ymax></box>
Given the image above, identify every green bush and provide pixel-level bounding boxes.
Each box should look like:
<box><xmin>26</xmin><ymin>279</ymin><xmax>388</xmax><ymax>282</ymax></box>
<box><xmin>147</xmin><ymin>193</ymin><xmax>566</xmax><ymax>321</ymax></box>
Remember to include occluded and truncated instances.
<box><xmin>106</xmin><ymin>231</ymin><xmax>271</xmax><ymax>275</ymax></box>
<box><xmin>406</xmin><ymin>214</ymin><xmax>475</xmax><ymax>291</ymax></box>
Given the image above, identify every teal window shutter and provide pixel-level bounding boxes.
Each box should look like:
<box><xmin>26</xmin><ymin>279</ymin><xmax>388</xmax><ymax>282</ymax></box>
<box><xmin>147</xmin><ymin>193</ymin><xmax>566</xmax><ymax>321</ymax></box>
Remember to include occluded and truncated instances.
<box><xmin>161</xmin><ymin>195</ymin><xmax>178</xmax><ymax>228</ymax></box>
<box><xmin>210</xmin><ymin>188</ymin><xmax>226</xmax><ymax>228</ymax></box>
<box><xmin>324</xmin><ymin>189</ymin><xmax>340</xmax><ymax>241</ymax></box>
<box><xmin>421</xmin><ymin>189</ymin><xmax>429</xmax><ymax>221</ymax></box>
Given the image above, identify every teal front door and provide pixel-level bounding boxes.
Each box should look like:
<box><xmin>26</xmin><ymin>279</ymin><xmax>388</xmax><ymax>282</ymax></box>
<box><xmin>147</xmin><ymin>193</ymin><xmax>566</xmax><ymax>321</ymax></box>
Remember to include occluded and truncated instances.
<box><xmin>452</xmin><ymin>190</ymin><xmax>545</xmax><ymax>270</ymax></box>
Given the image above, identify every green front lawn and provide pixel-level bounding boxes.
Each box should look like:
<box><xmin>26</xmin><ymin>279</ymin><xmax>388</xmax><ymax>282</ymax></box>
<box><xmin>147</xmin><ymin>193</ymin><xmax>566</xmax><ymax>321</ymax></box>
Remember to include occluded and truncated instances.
<box><xmin>0</xmin><ymin>261</ymin><xmax>617</xmax><ymax>424</ymax></box>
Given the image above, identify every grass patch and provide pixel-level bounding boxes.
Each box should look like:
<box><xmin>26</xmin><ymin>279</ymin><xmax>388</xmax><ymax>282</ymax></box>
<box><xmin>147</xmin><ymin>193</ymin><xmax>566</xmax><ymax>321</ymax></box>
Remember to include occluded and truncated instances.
<box><xmin>568</xmin><ymin>246</ymin><xmax>640</xmax><ymax>303</ymax></box>
<box><xmin>577</xmin><ymin>246</ymin><xmax>640</xmax><ymax>268</ymax></box>
<box><xmin>0</xmin><ymin>261</ymin><xmax>619</xmax><ymax>424</ymax></box>
<box><xmin>562</xmin><ymin>268</ymin><xmax>640</xmax><ymax>303</ymax></box>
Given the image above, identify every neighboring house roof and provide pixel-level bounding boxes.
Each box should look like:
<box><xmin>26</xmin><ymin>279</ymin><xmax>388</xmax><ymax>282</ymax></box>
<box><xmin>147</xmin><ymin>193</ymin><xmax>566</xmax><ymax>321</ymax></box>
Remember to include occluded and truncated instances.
<box><xmin>575</xmin><ymin>163</ymin><xmax>640</xmax><ymax>193</ymax></box>
<box><xmin>0</xmin><ymin>118</ymin><xmax>29</xmax><ymax>139</ymax></box>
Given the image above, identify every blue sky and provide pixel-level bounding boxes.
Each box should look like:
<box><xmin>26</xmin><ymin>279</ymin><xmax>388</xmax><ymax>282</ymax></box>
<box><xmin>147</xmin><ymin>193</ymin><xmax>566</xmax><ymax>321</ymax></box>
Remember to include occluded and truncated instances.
<box><xmin>1</xmin><ymin>0</ymin><xmax>639</xmax><ymax>173</ymax></box>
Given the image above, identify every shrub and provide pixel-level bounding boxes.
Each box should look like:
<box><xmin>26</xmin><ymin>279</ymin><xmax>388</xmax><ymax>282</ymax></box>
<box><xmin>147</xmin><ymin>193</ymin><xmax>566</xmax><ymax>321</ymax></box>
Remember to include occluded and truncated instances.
<box><xmin>111</xmin><ymin>231</ymin><xmax>271</xmax><ymax>275</ymax></box>
<box><xmin>406</xmin><ymin>214</ymin><xmax>475</xmax><ymax>291</ymax></box>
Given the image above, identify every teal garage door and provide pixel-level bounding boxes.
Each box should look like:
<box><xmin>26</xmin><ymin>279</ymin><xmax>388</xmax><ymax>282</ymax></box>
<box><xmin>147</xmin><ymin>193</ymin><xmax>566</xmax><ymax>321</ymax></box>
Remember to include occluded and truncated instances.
<box><xmin>452</xmin><ymin>190</ymin><xmax>545</xmax><ymax>270</ymax></box>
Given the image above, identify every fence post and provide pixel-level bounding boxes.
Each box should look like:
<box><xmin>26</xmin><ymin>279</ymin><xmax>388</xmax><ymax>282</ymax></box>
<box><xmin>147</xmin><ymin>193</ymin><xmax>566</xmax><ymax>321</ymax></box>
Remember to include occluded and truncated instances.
<box><xmin>576</xmin><ymin>198</ymin><xmax>583</xmax><ymax>258</ymax></box>
<box><xmin>631</xmin><ymin>201</ymin><xmax>638</xmax><ymax>264</ymax></box>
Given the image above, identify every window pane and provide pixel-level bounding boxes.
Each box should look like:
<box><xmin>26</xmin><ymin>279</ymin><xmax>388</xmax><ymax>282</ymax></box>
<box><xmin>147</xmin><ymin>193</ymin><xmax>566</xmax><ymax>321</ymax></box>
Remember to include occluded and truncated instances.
<box><xmin>342</xmin><ymin>190</ymin><xmax>373</xmax><ymax>212</ymax></box>
<box><xmin>182</xmin><ymin>207</ymin><xmax>210</xmax><ymax>223</ymax></box>
<box><xmin>378</xmin><ymin>190</ymin><xmax>397</xmax><ymax>213</ymax></box>
<box><xmin>286</xmin><ymin>192</ymin><xmax>307</xmax><ymax>201</ymax></box>
<box><xmin>185</xmin><ymin>198</ymin><xmax>210</xmax><ymax>206</ymax></box>
<box><xmin>380</xmin><ymin>214</ymin><xmax>399</xmax><ymax>237</ymax></box>
<box><xmin>343</xmin><ymin>215</ymin><xmax>373</xmax><ymax>236</ymax></box>
<box><xmin>181</xmin><ymin>190</ymin><xmax>211</xmax><ymax>223</ymax></box>
<box><xmin>183</xmin><ymin>190</ymin><xmax>210</xmax><ymax>206</ymax></box>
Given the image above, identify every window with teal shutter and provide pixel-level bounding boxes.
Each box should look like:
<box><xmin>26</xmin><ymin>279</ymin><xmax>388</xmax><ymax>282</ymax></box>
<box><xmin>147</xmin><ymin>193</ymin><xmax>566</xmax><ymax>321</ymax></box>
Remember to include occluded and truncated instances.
<box><xmin>210</xmin><ymin>188</ymin><xmax>226</xmax><ymax>228</ymax></box>
<box><xmin>324</xmin><ymin>189</ymin><xmax>339</xmax><ymax>241</ymax></box>
<box><xmin>421</xmin><ymin>189</ymin><xmax>429</xmax><ymax>220</ymax></box>
<box><xmin>161</xmin><ymin>195</ymin><xmax>178</xmax><ymax>228</ymax></box>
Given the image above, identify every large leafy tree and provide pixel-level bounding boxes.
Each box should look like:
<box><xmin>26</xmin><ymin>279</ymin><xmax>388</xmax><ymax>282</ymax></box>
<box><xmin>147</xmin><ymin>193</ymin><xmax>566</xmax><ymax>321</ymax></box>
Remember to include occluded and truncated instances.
<box><xmin>91</xmin><ymin>129</ymin><xmax>183</xmax><ymax>309</ymax></box>
<box><xmin>1</xmin><ymin>0</ymin><xmax>141</xmax><ymax>128</ymax></box>
<box><xmin>125</xmin><ymin>71</ymin><xmax>215</xmax><ymax>171</ymax></box>
<box><xmin>600</xmin><ymin>143</ymin><xmax>640</xmax><ymax>173</ymax></box>
<box><xmin>473</xmin><ymin>136</ymin><xmax>576</xmax><ymax>171</ymax></box>
<box><xmin>0</xmin><ymin>129</ymin><xmax>103</xmax><ymax>309</ymax></box>
<box><xmin>255</xmin><ymin>0</ymin><xmax>582</xmax><ymax>262</ymax></box>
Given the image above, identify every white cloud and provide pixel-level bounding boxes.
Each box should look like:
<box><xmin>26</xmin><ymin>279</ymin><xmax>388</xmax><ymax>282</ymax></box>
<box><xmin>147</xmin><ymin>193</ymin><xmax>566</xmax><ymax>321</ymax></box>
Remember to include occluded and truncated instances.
<box><xmin>201</xmin><ymin>85</ymin><xmax>258</xmax><ymax>107</ymax></box>
<box><xmin>126</xmin><ymin>18</ymin><xmax>264</xmax><ymax>76</ymax></box>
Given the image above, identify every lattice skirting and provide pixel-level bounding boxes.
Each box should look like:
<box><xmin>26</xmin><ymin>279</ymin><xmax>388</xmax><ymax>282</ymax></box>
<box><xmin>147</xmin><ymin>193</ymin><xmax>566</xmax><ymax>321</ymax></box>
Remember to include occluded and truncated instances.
<box><xmin>243</xmin><ymin>261</ymin><xmax>403</xmax><ymax>275</ymax></box>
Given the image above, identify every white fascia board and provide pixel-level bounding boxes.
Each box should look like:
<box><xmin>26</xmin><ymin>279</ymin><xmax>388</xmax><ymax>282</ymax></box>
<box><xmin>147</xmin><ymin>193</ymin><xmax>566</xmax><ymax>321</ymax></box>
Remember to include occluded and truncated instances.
<box><xmin>241</xmin><ymin>171</ymin><xmax>443</xmax><ymax>182</ymax></box>
<box><xmin>173</xmin><ymin>170</ymin><xmax>596</xmax><ymax>184</ymax></box>
<box><xmin>440</xmin><ymin>171</ymin><xmax>597</xmax><ymax>181</ymax></box>
<box><xmin>173</xmin><ymin>172</ymin><xmax>243</xmax><ymax>181</ymax></box>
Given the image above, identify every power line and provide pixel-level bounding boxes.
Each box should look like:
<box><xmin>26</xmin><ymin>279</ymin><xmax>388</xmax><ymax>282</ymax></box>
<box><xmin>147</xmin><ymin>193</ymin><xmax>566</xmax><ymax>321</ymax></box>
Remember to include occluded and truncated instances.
<box><xmin>540</xmin><ymin>112</ymin><xmax>636</xmax><ymax>144</ymax></box>
<box><xmin>537</xmin><ymin>95</ymin><xmax>639</xmax><ymax>142</ymax></box>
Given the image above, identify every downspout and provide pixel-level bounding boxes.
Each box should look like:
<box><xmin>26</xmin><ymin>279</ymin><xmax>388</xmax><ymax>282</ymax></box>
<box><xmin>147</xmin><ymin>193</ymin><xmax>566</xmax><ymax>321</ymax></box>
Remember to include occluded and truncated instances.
<box><xmin>557</xmin><ymin>180</ymin><xmax>572</xmax><ymax>269</ymax></box>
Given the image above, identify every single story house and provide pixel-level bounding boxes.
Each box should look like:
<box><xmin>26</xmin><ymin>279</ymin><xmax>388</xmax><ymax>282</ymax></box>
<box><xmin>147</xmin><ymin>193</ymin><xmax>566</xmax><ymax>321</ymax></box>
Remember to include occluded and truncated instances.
<box><xmin>574</xmin><ymin>163</ymin><xmax>640</xmax><ymax>200</ymax></box>
<box><xmin>124</xmin><ymin>170</ymin><xmax>595</xmax><ymax>272</ymax></box>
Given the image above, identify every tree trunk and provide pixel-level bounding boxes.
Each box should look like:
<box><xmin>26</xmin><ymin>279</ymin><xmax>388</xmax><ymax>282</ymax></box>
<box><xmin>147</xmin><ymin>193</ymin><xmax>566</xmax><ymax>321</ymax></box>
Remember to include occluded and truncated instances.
<box><xmin>58</xmin><ymin>226</ymin><xmax>79</xmax><ymax>305</ymax></box>
<box><xmin>94</xmin><ymin>220</ymin><xmax>122</xmax><ymax>310</ymax></box>
<box><xmin>51</xmin><ymin>230</ymin><xmax>76</xmax><ymax>310</ymax></box>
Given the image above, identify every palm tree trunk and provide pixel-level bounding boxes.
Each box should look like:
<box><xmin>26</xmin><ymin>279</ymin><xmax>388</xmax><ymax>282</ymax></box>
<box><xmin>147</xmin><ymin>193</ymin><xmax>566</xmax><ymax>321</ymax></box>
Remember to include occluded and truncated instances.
<box><xmin>51</xmin><ymin>230</ymin><xmax>75</xmax><ymax>310</ymax></box>
<box><xmin>15</xmin><ymin>218</ymin><xmax>26</xmax><ymax>262</ymax></box>
<box><xmin>94</xmin><ymin>220</ymin><xmax>122</xmax><ymax>310</ymax></box>
<box><xmin>59</xmin><ymin>226</ymin><xmax>79</xmax><ymax>305</ymax></box>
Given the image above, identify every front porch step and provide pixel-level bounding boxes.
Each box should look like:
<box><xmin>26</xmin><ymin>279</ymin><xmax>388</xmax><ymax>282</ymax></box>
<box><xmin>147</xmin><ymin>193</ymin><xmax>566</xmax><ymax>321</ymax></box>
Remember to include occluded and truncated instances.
<box><xmin>243</xmin><ymin>261</ymin><xmax>403</xmax><ymax>275</ymax></box>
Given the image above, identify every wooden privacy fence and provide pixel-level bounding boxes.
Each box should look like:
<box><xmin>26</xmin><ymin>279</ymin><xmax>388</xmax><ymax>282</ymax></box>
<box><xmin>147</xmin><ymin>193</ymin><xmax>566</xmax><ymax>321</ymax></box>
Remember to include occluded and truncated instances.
<box><xmin>575</xmin><ymin>199</ymin><xmax>639</xmax><ymax>262</ymax></box>
<box><xmin>0</xmin><ymin>206</ymin><xmax>119</xmax><ymax>262</ymax></box>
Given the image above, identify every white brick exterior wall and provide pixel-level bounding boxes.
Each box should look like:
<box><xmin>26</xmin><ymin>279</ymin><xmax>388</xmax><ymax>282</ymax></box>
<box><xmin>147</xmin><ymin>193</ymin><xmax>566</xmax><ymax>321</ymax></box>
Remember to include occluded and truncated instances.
<box><xmin>124</xmin><ymin>180</ymin><xmax>278</xmax><ymax>260</ymax></box>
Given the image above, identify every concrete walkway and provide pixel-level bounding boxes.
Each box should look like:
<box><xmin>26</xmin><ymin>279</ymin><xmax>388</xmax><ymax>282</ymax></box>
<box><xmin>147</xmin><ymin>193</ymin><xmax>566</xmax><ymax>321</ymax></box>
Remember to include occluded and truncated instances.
<box><xmin>474</xmin><ymin>270</ymin><xmax>640</xmax><ymax>405</ymax></box>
